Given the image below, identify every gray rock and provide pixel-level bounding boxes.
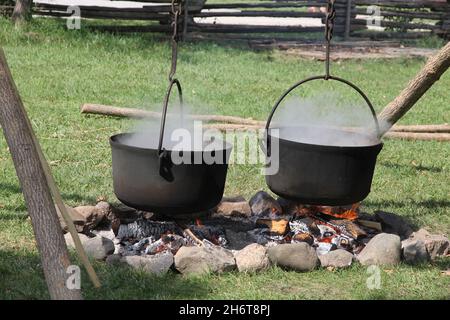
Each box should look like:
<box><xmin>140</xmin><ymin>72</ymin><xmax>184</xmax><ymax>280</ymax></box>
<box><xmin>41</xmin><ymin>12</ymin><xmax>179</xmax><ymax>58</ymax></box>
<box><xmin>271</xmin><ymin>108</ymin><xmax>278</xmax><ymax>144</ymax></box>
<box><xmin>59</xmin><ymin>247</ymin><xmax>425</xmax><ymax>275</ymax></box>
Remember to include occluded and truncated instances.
<box><xmin>57</xmin><ymin>205</ymin><xmax>86</xmax><ymax>233</ymax></box>
<box><xmin>121</xmin><ymin>252</ymin><xmax>173</xmax><ymax>275</ymax></box>
<box><xmin>234</xmin><ymin>244</ymin><xmax>270</xmax><ymax>272</ymax></box>
<box><xmin>215</xmin><ymin>201</ymin><xmax>252</xmax><ymax>218</ymax></box>
<box><xmin>64</xmin><ymin>232</ymin><xmax>90</xmax><ymax>248</ymax></box>
<box><xmin>408</xmin><ymin>229</ymin><xmax>449</xmax><ymax>260</ymax></box>
<box><xmin>64</xmin><ymin>233</ymin><xmax>114</xmax><ymax>260</ymax></box>
<box><xmin>402</xmin><ymin>239</ymin><xmax>429</xmax><ymax>264</ymax></box>
<box><xmin>95</xmin><ymin>201</ymin><xmax>112</xmax><ymax>218</ymax></box>
<box><xmin>174</xmin><ymin>246</ymin><xmax>236</xmax><ymax>275</ymax></box>
<box><xmin>358</xmin><ymin>233</ymin><xmax>401</xmax><ymax>266</ymax></box>
<box><xmin>318</xmin><ymin>249</ymin><xmax>354</xmax><ymax>268</ymax></box>
<box><xmin>74</xmin><ymin>205</ymin><xmax>106</xmax><ymax>232</ymax></box>
<box><xmin>249</xmin><ymin>191</ymin><xmax>282</xmax><ymax>217</ymax></box>
<box><xmin>105</xmin><ymin>254</ymin><xmax>122</xmax><ymax>266</ymax></box>
<box><xmin>111</xmin><ymin>203</ymin><xmax>143</xmax><ymax>224</ymax></box>
<box><xmin>83</xmin><ymin>236</ymin><xmax>115</xmax><ymax>260</ymax></box>
<box><xmin>374</xmin><ymin>211</ymin><xmax>413</xmax><ymax>240</ymax></box>
<box><xmin>92</xmin><ymin>228</ymin><xmax>116</xmax><ymax>241</ymax></box>
<box><xmin>267</xmin><ymin>243</ymin><xmax>318</xmax><ymax>272</ymax></box>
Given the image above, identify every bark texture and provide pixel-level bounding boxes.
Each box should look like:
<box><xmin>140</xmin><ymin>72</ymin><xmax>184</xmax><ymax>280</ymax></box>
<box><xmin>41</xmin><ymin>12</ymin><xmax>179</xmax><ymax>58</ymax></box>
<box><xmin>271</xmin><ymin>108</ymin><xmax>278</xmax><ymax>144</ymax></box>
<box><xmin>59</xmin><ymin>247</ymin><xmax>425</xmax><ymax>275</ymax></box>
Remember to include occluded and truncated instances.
<box><xmin>0</xmin><ymin>48</ymin><xmax>82</xmax><ymax>300</ymax></box>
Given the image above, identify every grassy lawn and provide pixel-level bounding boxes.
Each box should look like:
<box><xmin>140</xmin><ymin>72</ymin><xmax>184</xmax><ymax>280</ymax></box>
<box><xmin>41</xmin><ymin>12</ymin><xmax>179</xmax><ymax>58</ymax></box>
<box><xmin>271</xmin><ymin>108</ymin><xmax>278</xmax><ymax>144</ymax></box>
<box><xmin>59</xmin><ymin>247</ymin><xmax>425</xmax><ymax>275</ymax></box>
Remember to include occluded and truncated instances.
<box><xmin>0</xmin><ymin>18</ymin><xmax>449</xmax><ymax>300</ymax></box>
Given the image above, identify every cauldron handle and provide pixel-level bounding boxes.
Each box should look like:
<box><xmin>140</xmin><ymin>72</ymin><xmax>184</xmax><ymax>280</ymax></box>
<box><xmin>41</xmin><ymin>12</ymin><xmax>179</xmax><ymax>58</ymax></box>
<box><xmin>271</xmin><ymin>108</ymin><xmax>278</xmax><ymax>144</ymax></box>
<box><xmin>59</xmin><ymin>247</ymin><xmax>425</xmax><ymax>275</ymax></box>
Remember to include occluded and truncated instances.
<box><xmin>158</xmin><ymin>78</ymin><xmax>183</xmax><ymax>156</ymax></box>
<box><xmin>157</xmin><ymin>78</ymin><xmax>183</xmax><ymax>181</ymax></box>
<box><xmin>263</xmin><ymin>75</ymin><xmax>381</xmax><ymax>157</ymax></box>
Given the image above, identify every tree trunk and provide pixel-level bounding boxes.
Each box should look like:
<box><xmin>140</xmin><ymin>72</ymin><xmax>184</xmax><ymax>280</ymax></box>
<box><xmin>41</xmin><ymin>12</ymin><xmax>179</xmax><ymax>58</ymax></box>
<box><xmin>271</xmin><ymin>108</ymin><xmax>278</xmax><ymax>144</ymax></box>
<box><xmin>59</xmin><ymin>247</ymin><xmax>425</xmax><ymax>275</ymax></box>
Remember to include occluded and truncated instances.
<box><xmin>12</xmin><ymin>0</ymin><xmax>31</xmax><ymax>25</ymax></box>
<box><xmin>378</xmin><ymin>42</ymin><xmax>450</xmax><ymax>134</ymax></box>
<box><xmin>0</xmin><ymin>48</ymin><xmax>82</xmax><ymax>300</ymax></box>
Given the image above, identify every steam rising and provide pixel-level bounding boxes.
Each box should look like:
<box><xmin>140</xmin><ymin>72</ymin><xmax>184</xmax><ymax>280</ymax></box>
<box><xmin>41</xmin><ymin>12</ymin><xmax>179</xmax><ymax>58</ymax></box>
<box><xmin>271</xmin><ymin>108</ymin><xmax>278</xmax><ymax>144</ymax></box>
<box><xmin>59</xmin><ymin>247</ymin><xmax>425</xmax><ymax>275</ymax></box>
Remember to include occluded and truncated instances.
<box><xmin>270</xmin><ymin>93</ymin><xmax>382</xmax><ymax>147</ymax></box>
<box><xmin>119</xmin><ymin>103</ymin><xmax>226</xmax><ymax>151</ymax></box>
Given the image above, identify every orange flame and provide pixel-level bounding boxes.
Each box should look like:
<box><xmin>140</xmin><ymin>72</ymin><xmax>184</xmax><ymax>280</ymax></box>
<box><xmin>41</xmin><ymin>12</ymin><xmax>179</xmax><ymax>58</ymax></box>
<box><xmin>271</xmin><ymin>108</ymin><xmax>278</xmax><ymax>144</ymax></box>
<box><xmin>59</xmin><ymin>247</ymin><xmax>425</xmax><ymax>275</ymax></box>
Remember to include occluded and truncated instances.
<box><xmin>318</xmin><ymin>203</ymin><xmax>360</xmax><ymax>220</ymax></box>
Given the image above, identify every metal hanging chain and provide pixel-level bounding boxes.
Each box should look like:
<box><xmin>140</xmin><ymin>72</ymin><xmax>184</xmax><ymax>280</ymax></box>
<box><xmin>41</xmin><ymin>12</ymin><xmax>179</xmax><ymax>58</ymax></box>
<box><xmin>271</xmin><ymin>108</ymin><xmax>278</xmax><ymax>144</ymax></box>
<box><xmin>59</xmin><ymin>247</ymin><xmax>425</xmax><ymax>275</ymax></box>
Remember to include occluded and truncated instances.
<box><xmin>158</xmin><ymin>0</ymin><xmax>184</xmax><ymax>159</ymax></box>
<box><xmin>324</xmin><ymin>0</ymin><xmax>336</xmax><ymax>79</ymax></box>
<box><xmin>169</xmin><ymin>0</ymin><xmax>182</xmax><ymax>81</ymax></box>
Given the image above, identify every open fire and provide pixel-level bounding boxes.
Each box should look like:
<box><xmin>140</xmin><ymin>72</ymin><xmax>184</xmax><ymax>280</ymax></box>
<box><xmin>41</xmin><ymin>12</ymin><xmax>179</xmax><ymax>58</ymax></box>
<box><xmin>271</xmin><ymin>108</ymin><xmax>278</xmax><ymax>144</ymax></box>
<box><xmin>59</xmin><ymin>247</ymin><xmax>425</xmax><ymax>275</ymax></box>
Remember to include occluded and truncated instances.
<box><xmin>109</xmin><ymin>191</ymin><xmax>381</xmax><ymax>259</ymax></box>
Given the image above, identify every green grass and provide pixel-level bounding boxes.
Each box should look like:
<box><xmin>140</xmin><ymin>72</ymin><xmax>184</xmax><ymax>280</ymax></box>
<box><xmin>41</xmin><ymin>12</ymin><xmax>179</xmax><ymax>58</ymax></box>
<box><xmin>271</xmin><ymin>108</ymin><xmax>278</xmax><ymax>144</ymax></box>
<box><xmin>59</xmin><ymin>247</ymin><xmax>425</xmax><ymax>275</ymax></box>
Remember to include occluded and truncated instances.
<box><xmin>0</xmin><ymin>18</ymin><xmax>449</xmax><ymax>300</ymax></box>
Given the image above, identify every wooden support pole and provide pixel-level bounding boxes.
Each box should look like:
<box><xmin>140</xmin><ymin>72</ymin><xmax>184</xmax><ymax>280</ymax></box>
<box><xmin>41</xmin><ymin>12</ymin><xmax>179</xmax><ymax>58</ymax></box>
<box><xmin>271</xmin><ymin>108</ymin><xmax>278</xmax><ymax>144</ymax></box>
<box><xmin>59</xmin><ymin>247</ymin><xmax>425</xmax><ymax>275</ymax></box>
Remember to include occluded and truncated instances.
<box><xmin>378</xmin><ymin>42</ymin><xmax>450</xmax><ymax>134</ymax></box>
<box><xmin>0</xmin><ymin>49</ymin><xmax>82</xmax><ymax>299</ymax></box>
<box><xmin>0</xmin><ymin>48</ymin><xmax>101</xmax><ymax>298</ymax></box>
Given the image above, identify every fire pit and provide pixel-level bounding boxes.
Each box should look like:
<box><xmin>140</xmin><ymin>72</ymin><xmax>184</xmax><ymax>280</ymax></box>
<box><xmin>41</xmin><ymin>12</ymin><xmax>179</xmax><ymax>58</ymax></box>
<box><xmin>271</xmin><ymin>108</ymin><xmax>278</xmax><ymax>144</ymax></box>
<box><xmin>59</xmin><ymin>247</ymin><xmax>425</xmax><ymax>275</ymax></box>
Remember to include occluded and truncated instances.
<box><xmin>89</xmin><ymin>190</ymin><xmax>414</xmax><ymax>274</ymax></box>
<box><xmin>70</xmin><ymin>184</ymin><xmax>448</xmax><ymax>276</ymax></box>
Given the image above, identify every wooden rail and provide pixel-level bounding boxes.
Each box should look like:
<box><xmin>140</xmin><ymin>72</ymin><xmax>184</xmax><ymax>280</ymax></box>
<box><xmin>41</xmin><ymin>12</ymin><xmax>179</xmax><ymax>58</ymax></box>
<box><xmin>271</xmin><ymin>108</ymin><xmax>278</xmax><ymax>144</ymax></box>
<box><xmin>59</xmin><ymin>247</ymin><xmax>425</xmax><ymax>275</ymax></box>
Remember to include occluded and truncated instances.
<box><xmin>30</xmin><ymin>1</ymin><xmax>450</xmax><ymax>40</ymax></box>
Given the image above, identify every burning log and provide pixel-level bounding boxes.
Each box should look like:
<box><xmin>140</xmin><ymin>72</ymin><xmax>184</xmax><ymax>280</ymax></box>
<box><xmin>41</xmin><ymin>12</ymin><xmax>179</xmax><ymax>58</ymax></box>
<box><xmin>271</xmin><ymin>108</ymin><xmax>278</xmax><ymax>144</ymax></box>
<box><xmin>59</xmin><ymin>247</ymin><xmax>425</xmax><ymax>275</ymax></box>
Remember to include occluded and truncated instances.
<box><xmin>256</xmin><ymin>219</ymin><xmax>290</xmax><ymax>235</ymax></box>
<box><xmin>290</xmin><ymin>203</ymin><xmax>360</xmax><ymax>221</ymax></box>
<box><xmin>186</xmin><ymin>224</ymin><xmax>228</xmax><ymax>247</ymax></box>
<box><xmin>249</xmin><ymin>191</ymin><xmax>283</xmax><ymax>217</ymax></box>
<box><xmin>328</xmin><ymin>219</ymin><xmax>367</xmax><ymax>240</ymax></box>
<box><xmin>357</xmin><ymin>219</ymin><xmax>383</xmax><ymax>232</ymax></box>
<box><xmin>144</xmin><ymin>234</ymin><xmax>187</xmax><ymax>255</ymax></box>
<box><xmin>181</xmin><ymin>226</ymin><xmax>205</xmax><ymax>247</ymax></box>
<box><xmin>315</xmin><ymin>204</ymin><xmax>360</xmax><ymax>221</ymax></box>
<box><xmin>292</xmin><ymin>233</ymin><xmax>314</xmax><ymax>246</ymax></box>
<box><xmin>117</xmin><ymin>219</ymin><xmax>179</xmax><ymax>240</ymax></box>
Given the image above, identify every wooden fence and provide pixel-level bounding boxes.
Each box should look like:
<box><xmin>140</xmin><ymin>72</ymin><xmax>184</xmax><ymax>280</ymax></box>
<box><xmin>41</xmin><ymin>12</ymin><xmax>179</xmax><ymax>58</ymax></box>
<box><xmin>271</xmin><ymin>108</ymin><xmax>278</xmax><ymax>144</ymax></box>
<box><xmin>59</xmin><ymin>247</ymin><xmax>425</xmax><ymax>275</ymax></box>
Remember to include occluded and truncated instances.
<box><xmin>0</xmin><ymin>5</ymin><xmax>14</xmax><ymax>17</ymax></box>
<box><xmin>23</xmin><ymin>0</ymin><xmax>450</xmax><ymax>40</ymax></box>
<box><xmin>349</xmin><ymin>0</ymin><xmax>450</xmax><ymax>39</ymax></box>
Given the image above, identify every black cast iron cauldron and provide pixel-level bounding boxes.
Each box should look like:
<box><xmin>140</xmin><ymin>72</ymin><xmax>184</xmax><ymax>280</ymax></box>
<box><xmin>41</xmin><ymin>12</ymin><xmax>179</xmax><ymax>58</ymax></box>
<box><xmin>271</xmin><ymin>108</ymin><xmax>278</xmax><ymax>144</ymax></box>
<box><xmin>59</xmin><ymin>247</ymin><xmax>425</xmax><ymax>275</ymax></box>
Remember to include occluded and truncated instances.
<box><xmin>261</xmin><ymin>75</ymin><xmax>383</xmax><ymax>206</ymax></box>
<box><xmin>110</xmin><ymin>79</ymin><xmax>232</xmax><ymax>215</ymax></box>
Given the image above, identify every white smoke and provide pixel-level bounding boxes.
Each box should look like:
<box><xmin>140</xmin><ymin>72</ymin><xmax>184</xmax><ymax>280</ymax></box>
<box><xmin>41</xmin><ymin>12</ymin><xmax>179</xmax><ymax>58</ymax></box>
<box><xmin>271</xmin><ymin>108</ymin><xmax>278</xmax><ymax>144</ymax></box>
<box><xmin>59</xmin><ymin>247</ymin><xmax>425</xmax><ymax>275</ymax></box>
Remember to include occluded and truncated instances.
<box><xmin>270</xmin><ymin>93</ymin><xmax>382</xmax><ymax>147</ymax></box>
<box><xmin>119</xmin><ymin>102</ymin><xmax>226</xmax><ymax>151</ymax></box>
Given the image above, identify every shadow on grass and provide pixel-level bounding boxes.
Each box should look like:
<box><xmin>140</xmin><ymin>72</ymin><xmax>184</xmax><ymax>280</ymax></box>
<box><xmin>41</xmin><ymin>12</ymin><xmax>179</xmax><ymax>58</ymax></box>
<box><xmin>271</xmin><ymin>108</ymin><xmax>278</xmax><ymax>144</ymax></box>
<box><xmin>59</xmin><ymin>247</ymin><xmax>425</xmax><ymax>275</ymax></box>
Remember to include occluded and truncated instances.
<box><xmin>379</xmin><ymin>160</ymin><xmax>443</xmax><ymax>173</ymax></box>
<box><xmin>0</xmin><ymin>248</ymin><xmax>211</xmax><ymax>300</ymax></box>
<box><xmin>82</xmin><ymin>263</ymin><xmax>212</xmax><ymax>300</ymax></box>
<box><xmin>364</xmin><ymin>199</ymin><xmax>450</xmax><ymax>210</ymax></box>
<box><xmin>0</xmin><ymin>182</ymin><xmax>98</xmax><ymax>211</ymax></box>
<box><xmin>0</xmin><ymin>249</ymin><xmax>49</xmax><ymax>299</ymax></box>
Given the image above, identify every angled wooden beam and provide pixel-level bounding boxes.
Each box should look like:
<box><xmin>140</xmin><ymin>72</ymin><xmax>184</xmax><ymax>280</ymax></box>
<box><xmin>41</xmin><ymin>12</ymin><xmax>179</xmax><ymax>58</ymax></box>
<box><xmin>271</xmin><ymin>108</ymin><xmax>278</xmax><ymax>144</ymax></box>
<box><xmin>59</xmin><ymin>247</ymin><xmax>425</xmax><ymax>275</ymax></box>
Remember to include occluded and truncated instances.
<box><xmin>378</xmin><ymin>42</ymin><xmax>450</xmax><ymax>134</ymax></box>
<box><xmin>0</xmin><ymin>48</ymin><xmax>100</xmax><ymax>299</ymax></box>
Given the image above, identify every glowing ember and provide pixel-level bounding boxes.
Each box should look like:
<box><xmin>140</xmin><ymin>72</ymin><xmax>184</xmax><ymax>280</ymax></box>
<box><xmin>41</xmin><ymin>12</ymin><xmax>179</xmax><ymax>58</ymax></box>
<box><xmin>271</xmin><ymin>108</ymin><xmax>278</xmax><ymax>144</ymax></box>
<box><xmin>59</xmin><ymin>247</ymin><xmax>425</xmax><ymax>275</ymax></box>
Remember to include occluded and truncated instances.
<box><xmin>195</xmin><ymin>218</ymin><xmax>203</xmax><ymax>227</ymax></box>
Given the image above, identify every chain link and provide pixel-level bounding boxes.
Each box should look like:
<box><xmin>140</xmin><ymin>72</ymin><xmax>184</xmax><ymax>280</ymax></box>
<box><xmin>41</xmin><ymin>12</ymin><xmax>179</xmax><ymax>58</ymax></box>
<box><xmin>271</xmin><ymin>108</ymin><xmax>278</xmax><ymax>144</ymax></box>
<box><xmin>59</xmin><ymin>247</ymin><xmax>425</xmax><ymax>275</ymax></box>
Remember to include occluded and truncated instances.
<box><xmin>169</xmin><ymin>0</ymin><xmax>182</xmax><ymax>81</ymax></box>
<box><xmin>324</xmin><ymin>0</ymin><xmax>336</xmax><ymax>79</ymax></box>
<box><xmin>325</xmin><ymin>0</ymin><xmax>336</xmax><ymax>42</ymax></box>
<box><xmin>158</xmin><ymin>0</ymin><xmax>184</xmax><ymax>156</ymax></box>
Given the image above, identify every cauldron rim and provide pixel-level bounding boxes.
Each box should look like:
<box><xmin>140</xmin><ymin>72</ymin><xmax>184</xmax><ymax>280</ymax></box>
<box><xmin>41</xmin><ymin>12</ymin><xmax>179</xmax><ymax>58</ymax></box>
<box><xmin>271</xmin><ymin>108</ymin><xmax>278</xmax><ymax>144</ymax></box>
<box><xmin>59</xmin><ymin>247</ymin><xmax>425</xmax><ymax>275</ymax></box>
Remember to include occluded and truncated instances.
<box><xmin>110</xmin><ymin>132</ymin><xmax>233</xmax><ymax>155</ymax></box>
<box><xmin>267</xmin><ymin>126</ymin><xmax>383</xmax><ymax>151</ymax></box>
